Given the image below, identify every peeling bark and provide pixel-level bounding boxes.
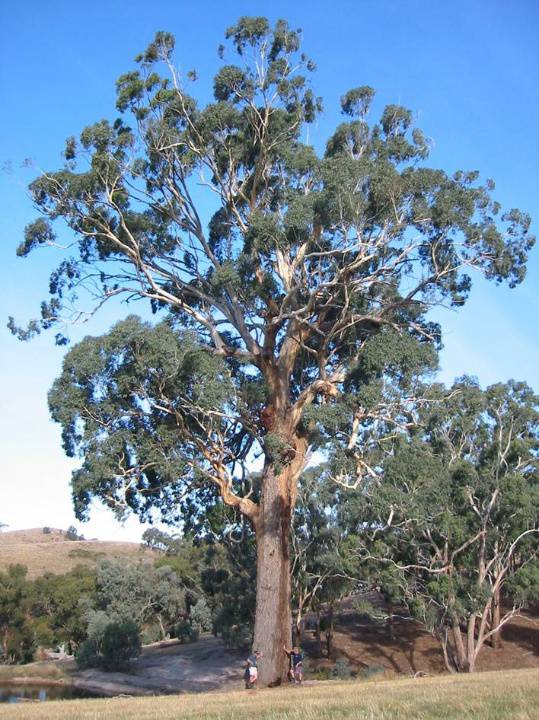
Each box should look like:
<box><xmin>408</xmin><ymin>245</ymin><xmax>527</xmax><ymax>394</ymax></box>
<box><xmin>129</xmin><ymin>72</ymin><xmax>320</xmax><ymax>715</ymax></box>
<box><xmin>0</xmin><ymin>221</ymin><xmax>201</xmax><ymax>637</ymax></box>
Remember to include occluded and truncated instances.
<box><xmin>252</xmin><ymin>462</ymin><xmax>293</xmax><ymax>685</ymax></box>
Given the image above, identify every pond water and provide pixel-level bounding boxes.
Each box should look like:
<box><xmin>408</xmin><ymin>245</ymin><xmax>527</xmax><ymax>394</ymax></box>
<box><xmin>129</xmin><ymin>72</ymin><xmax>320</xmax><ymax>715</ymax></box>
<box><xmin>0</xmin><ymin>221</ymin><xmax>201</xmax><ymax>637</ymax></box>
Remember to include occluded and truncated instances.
<box><xmin>0</xmin><ymin>684</ymin><xmax>101</xmax><ymax>703</ymax></box>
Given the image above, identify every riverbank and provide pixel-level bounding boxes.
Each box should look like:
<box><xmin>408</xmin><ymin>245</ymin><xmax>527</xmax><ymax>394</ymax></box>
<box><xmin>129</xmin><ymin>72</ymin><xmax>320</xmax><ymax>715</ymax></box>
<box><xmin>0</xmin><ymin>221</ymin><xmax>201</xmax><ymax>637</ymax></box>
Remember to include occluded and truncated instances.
<box><xmin>0</xmin><ymin>637</ymin><xmax>243</xmax><ymax>697</ymax></box>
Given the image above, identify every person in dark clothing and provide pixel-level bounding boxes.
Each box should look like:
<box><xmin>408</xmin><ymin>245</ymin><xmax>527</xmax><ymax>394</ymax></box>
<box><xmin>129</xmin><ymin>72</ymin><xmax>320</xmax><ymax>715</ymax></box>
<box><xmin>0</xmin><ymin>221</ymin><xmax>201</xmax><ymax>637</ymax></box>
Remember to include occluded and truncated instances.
<box><xmin>244</xmin><ymin>649</ymin><xmax>261</xmax><ymax>689</ymax></box>
<box><xmin>283</xmin><ymin>645</ymin><xmax>304</xmax><ymax>684</ymax></box>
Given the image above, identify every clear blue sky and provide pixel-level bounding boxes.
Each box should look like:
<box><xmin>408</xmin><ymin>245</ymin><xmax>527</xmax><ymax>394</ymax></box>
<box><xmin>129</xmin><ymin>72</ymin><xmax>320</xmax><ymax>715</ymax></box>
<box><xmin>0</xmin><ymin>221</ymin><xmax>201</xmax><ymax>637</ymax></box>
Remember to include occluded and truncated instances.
<box><xmin>1</xmin><ymin>0</ymin><xmax>538</xmax><ymax>541</ymax></box>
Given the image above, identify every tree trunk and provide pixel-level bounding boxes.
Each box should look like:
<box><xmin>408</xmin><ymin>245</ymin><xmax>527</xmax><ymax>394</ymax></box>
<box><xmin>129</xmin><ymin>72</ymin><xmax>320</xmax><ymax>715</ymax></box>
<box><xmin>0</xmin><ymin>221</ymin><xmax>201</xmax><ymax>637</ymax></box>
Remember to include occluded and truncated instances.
<box><xmin>451</xmin><ymin>617</ymin><xmax>467</xmax><ymax>671</ymax></box>
<box><xmin>315</xmin><ymin>609</ymin><xmax>322</xmax><ymax>657</ymax></box>
<box><xmin>438</xmin><ymin>629</ymin><xmax>457</xmax><ymax>673</ymax></box>
<box><xmin>293</xmin><ymin>607</ymin><xmax>304</xmax><ymax>644</ymax></box>
<box><xmin>325</xmin><ymin>601</ymin><xmax>335</xmax><ymax>658</ymax></box>
<box><xmin>387</xmin><ymin>602</ymin><xmax>395</xmax><ymax>642</ymax></box>
<box><xmin>157</xmin><ymin>614</ymin><xmax>166</xmax><ymax>640</ymax></box>
<box><xmin>466</xmin><ymin>616</ymin><xmax>477</xmax><ymax>673</ymax></box>
<box><xmin>490</xmin><ymin>588</ymin><xmax>502</xmax><ymax>649</ymax></box>
<box><xmin>252</xmin><ymin>462</ymin><xmax>293</xmax><ymax>686</ymax></box>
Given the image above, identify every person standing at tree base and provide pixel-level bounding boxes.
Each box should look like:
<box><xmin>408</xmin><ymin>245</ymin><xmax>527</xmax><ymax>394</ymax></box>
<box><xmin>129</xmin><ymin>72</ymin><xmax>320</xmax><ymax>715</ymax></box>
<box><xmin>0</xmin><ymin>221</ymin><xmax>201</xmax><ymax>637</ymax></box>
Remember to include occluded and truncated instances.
<box><xmin>284</xmin><ymin>645</ymin><xmax>304</xmax><ymax>684</ymax></box>
<box><xmin>244</xmin><ymin>649</ymin><xmax>261</xmax><ymax>689</ymax></box>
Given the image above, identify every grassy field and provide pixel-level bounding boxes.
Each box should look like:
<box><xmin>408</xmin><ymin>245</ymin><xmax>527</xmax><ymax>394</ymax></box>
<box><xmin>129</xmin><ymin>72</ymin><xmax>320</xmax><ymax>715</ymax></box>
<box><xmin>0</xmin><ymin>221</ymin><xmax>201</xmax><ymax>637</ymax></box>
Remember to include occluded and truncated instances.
<box><xmin>0</xmin><ymin>661</ymin><xmax>70</xmax><ymax>682</ymax></box>
<box><xmin>2</xmin><ymin>668</ymin><xmax>538</xmax><ymax>720</ymax></box>
<box><xmin>0</xmin><ymin>529</ymin><xmax>155</xmax><ymax>578</ymax></box>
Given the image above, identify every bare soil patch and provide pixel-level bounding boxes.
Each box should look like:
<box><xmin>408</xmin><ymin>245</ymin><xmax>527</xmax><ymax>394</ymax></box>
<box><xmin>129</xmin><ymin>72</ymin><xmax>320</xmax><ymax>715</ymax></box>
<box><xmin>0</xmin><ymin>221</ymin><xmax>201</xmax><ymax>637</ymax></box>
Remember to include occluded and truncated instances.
<box><xmin>301</xmin><ymin>595</ymin><xmax>539</xmax><ymax>678</ymax></box>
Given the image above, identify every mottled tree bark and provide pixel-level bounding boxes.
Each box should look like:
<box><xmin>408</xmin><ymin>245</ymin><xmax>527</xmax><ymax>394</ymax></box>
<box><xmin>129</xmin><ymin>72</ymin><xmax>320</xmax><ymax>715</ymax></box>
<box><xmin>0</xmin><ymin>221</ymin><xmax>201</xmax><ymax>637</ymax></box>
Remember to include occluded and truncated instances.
<box><xmin>252</xmin><ymin>462</ymin><xmax>293</xmax><ymax>685</ymax></box>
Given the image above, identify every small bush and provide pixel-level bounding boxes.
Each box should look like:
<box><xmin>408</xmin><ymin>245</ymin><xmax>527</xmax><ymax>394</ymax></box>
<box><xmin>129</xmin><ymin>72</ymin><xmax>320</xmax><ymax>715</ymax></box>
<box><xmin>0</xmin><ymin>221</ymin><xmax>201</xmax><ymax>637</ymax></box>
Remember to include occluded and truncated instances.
<box><xmin>75</xmin><ymin>619</ymin><xmax>141</xmax><ymax>671</ymax></box>
<box><xmin>66</xmin><ymin>525</ymin><xmax>84</xmax><ymax>541</ymax></box>
<box><xmin>75</xmin><ymin>639</ymin><xmax>99</xmax><ymax>670</ymax></box>
<box><xmin>219</xmin><ymin>622</ymin><xmax>251</xmax><ymax>649</ymax></box>
<box><xmin>333</xmin><ymin>658</ymin><xmax>352</xmax><ymax>680</ymax></box>
<box><xmin>141</xmin><ymin>623</ymin><xmax>164</xmax><ymax>644</ymax></box>
<box><xmin>175</xmin><ymin>620</ymin><xmax>199</xmax><ymax>644</ymax></box>
<box><xmin>189</xmin><ymin>598</ymin><xmax>212</xmax><ymax>634</ymax></box>
<box><xmin>100</xmin><ymin>620</ymin><xmax>141</xmax><ymax>670</ymax></box>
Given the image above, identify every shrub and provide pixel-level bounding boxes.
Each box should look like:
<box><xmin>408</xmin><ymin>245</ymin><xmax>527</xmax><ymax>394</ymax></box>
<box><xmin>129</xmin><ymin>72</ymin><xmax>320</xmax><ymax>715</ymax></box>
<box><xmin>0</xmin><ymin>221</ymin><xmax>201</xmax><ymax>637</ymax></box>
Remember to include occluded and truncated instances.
<box><xmin>3</xmin><ymin>627</ymin><xmax>36</xmax><ymax>664</ymax></box>
<box><xmin>141</xmin><ymin>623</ymin><xmax>164</xmax><ymax>645</ymax></box>
<box><xmin>100</xmin><ymin>620</ymin><xmax>141</xmax><ymax>670</ymax></box>
<box><xmin>65</xmin><ymin>525</ymin><xmax>84</xmax><ymax>541</ymax></box>
<box><xmin>175</xmin><ymin>620</ymin><xmax>199</xmax><ymax>644</ymax></box>
<box><xmin>75</xmin><ymin>639</ymin><xmax>99</xmax><ymax>669</ymax></box>
<box><xmin>30</xmin><ymin>617</ymin><xmax>55</xmax><ymax>648</ymax></box>
<box><xmin>189</xmin><ymin>598</ymin><xmax>212</xmax><ymax>634</ymax></box>
<box><xmin>75</xmin><ymin>618</ymin><xmax>141</xmax><ymax>671</ymax></box>
<box><xmin>218</xmin><ymin>622</ymin><xmax>251</xmax><ymax>649</ymax></box>
<box><xmin>333</xmin><ymin>658</ymin><xmax>352</xmax><ymax>680</ymax></box>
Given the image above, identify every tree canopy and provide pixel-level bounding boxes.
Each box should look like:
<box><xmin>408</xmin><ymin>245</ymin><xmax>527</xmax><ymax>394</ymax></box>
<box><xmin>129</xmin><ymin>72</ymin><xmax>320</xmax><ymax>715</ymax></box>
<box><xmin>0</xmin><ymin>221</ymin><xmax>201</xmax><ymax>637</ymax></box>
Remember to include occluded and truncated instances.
<box><xmin>13</xmin><ymin>16</ymin><xmax>534</xmax><ymax>683</ymax></box>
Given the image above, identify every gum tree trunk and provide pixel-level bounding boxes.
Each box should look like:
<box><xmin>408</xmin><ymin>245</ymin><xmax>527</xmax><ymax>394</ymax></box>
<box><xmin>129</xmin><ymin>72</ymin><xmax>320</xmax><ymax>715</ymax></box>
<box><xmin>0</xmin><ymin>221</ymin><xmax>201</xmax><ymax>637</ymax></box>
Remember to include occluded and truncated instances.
<box><xmin>466</xmin><ymin>616</ymin><xmax>477</xmax><ymax>672</ymax></box>
<box><xmin>252</xmin><ymin>461</ymin><xmax>293</xmax><ymax>685</ymax></box>
<box><xmin>491</xmin><ymin>588</ymin><xmax>502</xmax><ymax>649</ymax></box>
<box><xmin>451</xmin><ymin>617</ymin><xmax>467</xmax><ymax>671</ymax></box>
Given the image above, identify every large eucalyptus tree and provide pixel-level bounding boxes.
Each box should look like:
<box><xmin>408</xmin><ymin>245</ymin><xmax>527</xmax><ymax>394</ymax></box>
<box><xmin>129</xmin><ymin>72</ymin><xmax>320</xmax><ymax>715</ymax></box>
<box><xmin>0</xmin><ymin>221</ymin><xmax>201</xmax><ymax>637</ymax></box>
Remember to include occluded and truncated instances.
<box><xmin>11</xmin><ymin>17</ymin><xmax>533</xmax><ymax>682</ymax></box>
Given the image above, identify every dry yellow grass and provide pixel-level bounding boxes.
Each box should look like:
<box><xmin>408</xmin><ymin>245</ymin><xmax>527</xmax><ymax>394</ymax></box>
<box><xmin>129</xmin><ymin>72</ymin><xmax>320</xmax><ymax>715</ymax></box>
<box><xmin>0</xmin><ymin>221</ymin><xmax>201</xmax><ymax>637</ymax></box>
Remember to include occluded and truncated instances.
<box><xmin>0</xmin><ymin>529</ymin><xmax>155</xmax><ymax>578</ymax></box>
<box><xmin>2</xmin><ymin>668</ymin><xmax>538</xmax><ymax>720</ymax></box>
<box><xmin>0</xmin><ymin>661</ymin><xmax>69</xmax><ymax>682</ymax></box>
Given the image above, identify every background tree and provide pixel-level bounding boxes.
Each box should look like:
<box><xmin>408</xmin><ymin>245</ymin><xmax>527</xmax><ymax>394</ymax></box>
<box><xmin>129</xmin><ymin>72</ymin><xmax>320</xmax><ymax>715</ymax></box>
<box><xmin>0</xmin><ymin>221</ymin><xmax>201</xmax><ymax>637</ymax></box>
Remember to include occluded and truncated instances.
<box><xmin>292</xmin><ymin>466</ymin><xmax>358</xmax><ymax>650</ymax></box>
<box><xmin>75</xmin><ymin>616</ymin><xmax>141</xmax><ymax>671</ymax></box>
<box><xmin>359</xmin><ymin>378</ymin><xmax>539</xmax><ymax>672</ymax></box>
<box><xmin>0</xmin><ymin>565</ymin><xmax>34</xmax><ymax>664</ymax></box>
<box><xmin>65</xmin><ymin>525</ymin><xmax>85</xmax><ymax>541</ymax></box>
<box><xmin>13</xmin><ymin>17</ymin><xmax>534</xmax><ymax>683</ymax></box>
<box><xmin>96</xmin><ymin>559</ymin><xmax>187</xmax><ymax>640</ymax></box>
<box><xmin>30</xmin><ymin>565</ymin><xmax>97</xmax><ymax>650</ymax></box>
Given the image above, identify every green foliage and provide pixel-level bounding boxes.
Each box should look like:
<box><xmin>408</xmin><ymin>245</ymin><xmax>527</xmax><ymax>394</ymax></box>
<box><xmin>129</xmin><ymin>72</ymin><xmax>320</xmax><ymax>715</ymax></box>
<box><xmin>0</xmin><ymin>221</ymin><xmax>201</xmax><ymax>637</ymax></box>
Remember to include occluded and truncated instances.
<box><xmin>357</xmin><ymin>378</ymin><xmax>539</xmax><ymax>670</ymax></box>
<box><xmin>0</xmin><ymin>564</ymin><xmax>98</xmax><ymax>664</ymax></box>
<box><xmin>74</xmin><ymin>639</ymin><xmax>99</xmax><ymax>670</ymax></box>
<box><xmin>96</xmin><ymin>559</ymin><xmax>186</xmax><ymax>637</ymax></box>
<box><xmin>202</xmin><ymin>538</ymin><xmax>256</xmax><ymax>647</ymax></box>
<box><xmin>48</xmin><ymin>316</ymin><xmax>235</xmax><ymax>524</ymax></box>
<box><xmin>65</xmin><ymin>525</ymin><xmax>84</xmax><ymax>541</ymax></box>
<box><xmin>189</xmin><ymin>598</ymin><xmax>212</xmax><ymax>634</ymax></box>
<box><xmin>218</xmin><ymin>622</ymin><xmax>252</xmax><ymax>650</ymax></box>
<box><xmin>0</xmin><ymin>565</ymin><xmax>35</xmax><ymax>664</ymax></box>
<box><xmin>291</xmin><ymin>465</ymin><xmax>360</xmax><ymax>626</ymax></box>
<box><xmin>140</xmin><ymin>623</ymin><xmax>164</xmax><ymax>644</ymax></box>
<box><xmin>100</xmin><ymin>620</ymin><xmax>141</xmax><ymax>671</ymax></box>
<box><xmin>175</xmin><ymin>620</ymin><xmax>199</xmax><ymax>644</ymax></box>
<box><xmin>75</xmin><ymin>618</ymin><xmax>141</xmax><ymax>671</ymax></box>
<box><xmin>333</xmin><ymin>658</ymin><xmax>352</xmax><ymax>679</ymax></box>
<box><xmin>507</xmin><ymin>561</ymin><xmax>539</xmax><ymax>605</ymax></box>
<box><xmin>30</xmin><ymin>565</ymin><xmax>97</xmax><ymax>647</ymax></box>
<box><xmin>14</xmin><ymin>16</ymin><xmax>532</xmax><ymax>522</ymax></box>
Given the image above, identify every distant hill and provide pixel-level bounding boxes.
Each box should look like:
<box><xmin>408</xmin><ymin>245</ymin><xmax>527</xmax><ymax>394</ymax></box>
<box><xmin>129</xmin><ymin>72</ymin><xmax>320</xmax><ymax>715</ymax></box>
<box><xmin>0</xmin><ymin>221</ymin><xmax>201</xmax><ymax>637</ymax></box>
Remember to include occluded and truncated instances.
<box><xmin>0</xmin><ymin>527</ymin><xmax>156</xmax><ymax>578</ymax></box>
